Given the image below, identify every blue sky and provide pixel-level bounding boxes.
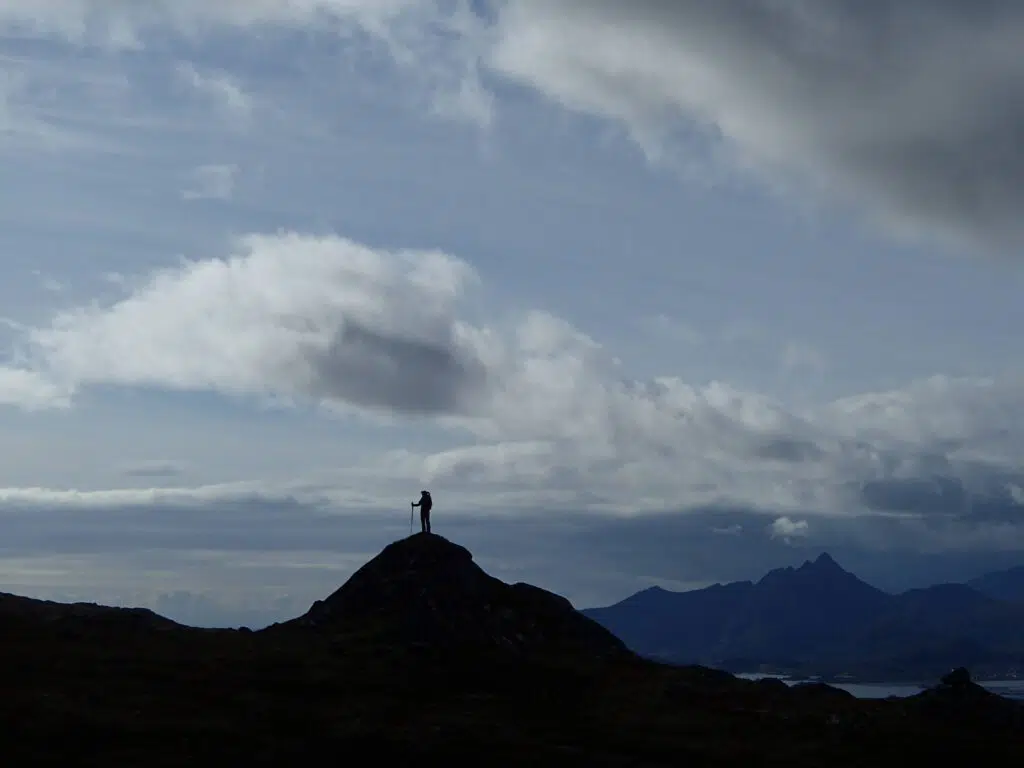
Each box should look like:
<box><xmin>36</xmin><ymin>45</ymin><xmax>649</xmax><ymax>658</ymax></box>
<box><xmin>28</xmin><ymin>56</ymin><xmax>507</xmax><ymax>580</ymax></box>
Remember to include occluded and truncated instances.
<box><xmin>1</xmin><ymin>1</ymin><xmax>1024</xmax><ymax>627</ymax></box>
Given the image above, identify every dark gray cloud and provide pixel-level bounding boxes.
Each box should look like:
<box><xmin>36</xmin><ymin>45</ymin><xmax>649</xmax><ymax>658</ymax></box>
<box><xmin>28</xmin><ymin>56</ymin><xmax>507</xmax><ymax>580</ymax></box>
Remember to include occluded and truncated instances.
<box><xmin>859</xmin><ymin>476</ymin><xmax>969</xmax><ymax>516</ymax></box>
<box><xmin>859</xmin><ymin>474</ymin><xmax>1024</xmax><ymax>523</ymax></box>
<box><xmin>490</xmin><ymin>0</ymin><xmax>1024</xmax><ymax>251</ymax></box>
<box><xmin>751</xmin><ymin>436</ymin><xmax>825</xmax><ymax>463</ymax></box>
<box><xmin>311</xmin><ymin>318</ymin><xmax>489</xmax><ymax>415</ymax></box>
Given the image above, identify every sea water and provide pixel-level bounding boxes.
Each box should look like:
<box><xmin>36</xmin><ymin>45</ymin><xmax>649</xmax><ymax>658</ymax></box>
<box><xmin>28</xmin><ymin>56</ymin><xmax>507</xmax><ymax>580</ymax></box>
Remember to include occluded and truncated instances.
<box><xmin>735</xmin><ymin>673</ymin><xmax>1024</xmax><ymax>701</ymax></box>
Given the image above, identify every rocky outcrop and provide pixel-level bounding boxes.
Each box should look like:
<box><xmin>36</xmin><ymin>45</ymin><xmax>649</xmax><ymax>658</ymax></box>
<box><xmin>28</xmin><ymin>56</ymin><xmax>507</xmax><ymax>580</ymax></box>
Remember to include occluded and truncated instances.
<box><xmin>276</xmin><ymin>533</ymin><xmax>629</xmax><ymax>660</ymax></box>
<box><xmin>905</xmin><ymin>667</ymin><xmax>1024</xmax><ymax>729</ymax></box>
<box><xmin>941</xmin><ymin>666</ymin><xmax>972</xmax><ymax>687</ymax></box>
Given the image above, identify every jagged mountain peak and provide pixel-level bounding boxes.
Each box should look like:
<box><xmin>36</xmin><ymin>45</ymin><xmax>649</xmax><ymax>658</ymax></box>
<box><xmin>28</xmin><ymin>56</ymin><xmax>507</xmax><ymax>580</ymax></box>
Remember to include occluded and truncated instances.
<box><xmin>758</xmin><ymin>552</ymin><xmax>852</xmax><ymax>586</ymax></box>
<box><xmin>811</xmin><ymin>552</ymin><xmax>840</xmax><ymax>568</ymax></box>
<box><xmin>799</xmin><ymin>552</ymin><xmax>849</xmax><ymax>576</ymax></box>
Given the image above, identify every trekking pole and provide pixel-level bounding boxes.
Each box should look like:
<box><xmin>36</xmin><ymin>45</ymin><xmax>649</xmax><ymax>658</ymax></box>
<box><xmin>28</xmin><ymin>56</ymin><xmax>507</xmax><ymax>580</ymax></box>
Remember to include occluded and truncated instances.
<box><xmin>410</xmin><ymin>502</ymin><xmax>414</xmax><ymax>535</ymax></box>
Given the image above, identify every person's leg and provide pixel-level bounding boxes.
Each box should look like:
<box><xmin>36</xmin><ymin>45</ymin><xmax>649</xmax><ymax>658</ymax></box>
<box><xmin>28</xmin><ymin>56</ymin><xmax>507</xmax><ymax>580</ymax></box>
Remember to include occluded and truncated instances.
<box><xmin>424</xmin><ymin>507</ymin><xmax>431</xmax><ymax>533</ymax></box>
<box><xmin>420</xmin><ymin>508</ymin><xmax>427</xmax><ymax>533</ymax></box>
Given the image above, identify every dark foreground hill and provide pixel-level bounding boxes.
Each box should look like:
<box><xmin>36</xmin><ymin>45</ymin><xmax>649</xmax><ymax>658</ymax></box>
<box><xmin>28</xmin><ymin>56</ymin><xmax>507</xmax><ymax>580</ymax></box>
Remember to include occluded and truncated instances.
<box><xmin>1</xmin><ymin>534</ymin><xmax>1022</xmax><ymax>766</ymax></box>
<box><xmin>584</xmin><ymin>553</ymin><xmax>1024</xmax><ymax>679</ymax></box>
<box><xmin>272</xmin><ymin>532</ymin><xmax>627</xmax><ymax>659</ymax></box>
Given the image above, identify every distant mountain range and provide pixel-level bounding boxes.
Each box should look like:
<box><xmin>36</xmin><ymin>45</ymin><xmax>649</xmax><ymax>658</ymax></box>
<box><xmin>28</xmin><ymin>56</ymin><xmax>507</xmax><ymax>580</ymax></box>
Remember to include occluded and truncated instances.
<box><xmin>968</xmin><ymin>566</ymin><xmax>1024</xmax><ymax>603</ymax></box>
<box><xmin>582</xmin><ymin>554</ymin><xmax>1024</xmax><ymax>681</ymax></box>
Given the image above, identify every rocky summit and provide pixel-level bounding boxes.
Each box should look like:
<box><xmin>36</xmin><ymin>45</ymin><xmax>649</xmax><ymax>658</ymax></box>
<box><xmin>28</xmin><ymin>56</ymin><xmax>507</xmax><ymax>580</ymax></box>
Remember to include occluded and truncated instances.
<box><xmin>1</xmin><ymin>535</ymin><xmax>1023</xmax><ymax>766</ymax></box>
<box><xmin>276</xmin><ymin>532</ymin><xmax>627</xmax><ymax>660</ymax></box>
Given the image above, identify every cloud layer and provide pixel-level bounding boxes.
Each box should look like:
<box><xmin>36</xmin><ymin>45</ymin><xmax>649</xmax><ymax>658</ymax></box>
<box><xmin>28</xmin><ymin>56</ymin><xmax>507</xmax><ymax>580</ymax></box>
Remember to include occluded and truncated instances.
<box><xmin>0</xmin><ymin>0</ymin><xmax>416</xmax><ymax>44</ymax></box>
<box><xmin>487</xmin><ymin>0</ymin><xmax>1024</xmax><ymax>251</ymax></box>
<box><xmin>0</xmin><ymin>231</ymin><xmax>1021</xmax><ymax>544</ymax></box>
<box><xmin>4</xmin><ymin>1</ymin><xmax>1022</xmax><ymax>250</ymax></box>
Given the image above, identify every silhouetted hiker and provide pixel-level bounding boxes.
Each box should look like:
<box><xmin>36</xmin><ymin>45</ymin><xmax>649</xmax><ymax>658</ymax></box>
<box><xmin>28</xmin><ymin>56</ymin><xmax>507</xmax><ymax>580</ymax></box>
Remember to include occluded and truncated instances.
<box><xmin>411</xmin><ymin>490</ymin><xmax>432</xmax><ymax>534</ymax></box>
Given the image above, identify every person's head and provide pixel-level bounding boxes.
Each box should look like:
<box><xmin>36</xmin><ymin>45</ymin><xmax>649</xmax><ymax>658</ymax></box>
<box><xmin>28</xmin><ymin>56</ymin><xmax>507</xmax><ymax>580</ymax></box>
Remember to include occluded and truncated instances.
<box><xmin>420</xmin><ymin>490</ymin><xmax>429</xmax><ymax>497</ymax></box>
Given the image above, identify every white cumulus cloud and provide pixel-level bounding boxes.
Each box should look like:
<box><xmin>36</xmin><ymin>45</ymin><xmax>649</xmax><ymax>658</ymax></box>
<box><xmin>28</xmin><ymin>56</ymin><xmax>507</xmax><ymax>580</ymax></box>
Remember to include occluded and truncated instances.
<box><xmin>24</xmin><ymin>232</ymin><xmax>491</xmax><ymax>416</ymax></box>
<box><xmin>771</xmin><ymin>516</ymin><xmax>810</xmax><ymax>540</ymax></box>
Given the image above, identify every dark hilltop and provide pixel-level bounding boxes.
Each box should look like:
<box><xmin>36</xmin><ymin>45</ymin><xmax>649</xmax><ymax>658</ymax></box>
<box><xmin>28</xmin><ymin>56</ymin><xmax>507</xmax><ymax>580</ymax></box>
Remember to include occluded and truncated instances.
<box><xmin>2</xmin><ymin>533</ymin><xmax>1022</xmax><ymax>765</ymax></box>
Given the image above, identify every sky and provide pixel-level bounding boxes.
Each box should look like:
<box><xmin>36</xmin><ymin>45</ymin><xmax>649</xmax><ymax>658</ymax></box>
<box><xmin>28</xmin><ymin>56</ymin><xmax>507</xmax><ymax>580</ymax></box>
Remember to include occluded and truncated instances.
<box><xmin>1</xmin><ymin>0</ymin><xmax>1024</xmax><ymax>628</ymax></box>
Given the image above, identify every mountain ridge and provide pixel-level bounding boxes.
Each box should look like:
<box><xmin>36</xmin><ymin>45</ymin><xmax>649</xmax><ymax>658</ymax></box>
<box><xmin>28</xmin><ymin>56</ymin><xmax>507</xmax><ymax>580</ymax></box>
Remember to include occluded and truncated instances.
<box><xmin>969</xmin><ymin>565</ymin><xmax>1024</xmax><ymax>603</ymax></box>
<box><xmin>582</xmin><ymin>552</ymin><xmax>1024</xmax><ymax>679</ymax></box>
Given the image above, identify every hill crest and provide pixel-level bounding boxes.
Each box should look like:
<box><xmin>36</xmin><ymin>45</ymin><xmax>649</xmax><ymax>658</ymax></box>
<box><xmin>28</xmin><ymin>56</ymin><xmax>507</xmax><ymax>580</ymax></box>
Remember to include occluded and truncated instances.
<box><xmin>278</xmin><ymin>532</ymin><xmax>629</xmax><ymax>660</ymax></box>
